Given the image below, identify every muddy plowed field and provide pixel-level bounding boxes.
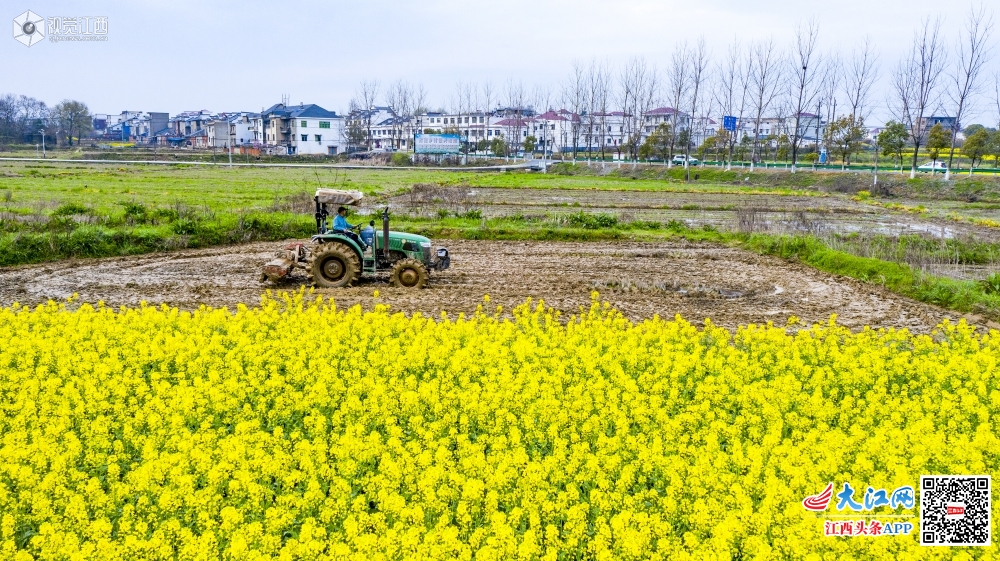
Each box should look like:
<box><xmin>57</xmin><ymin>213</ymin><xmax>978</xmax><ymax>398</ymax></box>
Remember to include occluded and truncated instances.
<box><xmin>0</xmin><ymin>239</ymin><xmax>962</xmax><ymax>332</ymax></box>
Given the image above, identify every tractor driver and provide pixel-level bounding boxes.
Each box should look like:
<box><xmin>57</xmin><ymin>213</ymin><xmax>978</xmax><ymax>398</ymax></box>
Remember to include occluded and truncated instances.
<box><xmin>333</xmin><ymin>206</ymin><xmax>367</xmax><ymax>249</ymax></box>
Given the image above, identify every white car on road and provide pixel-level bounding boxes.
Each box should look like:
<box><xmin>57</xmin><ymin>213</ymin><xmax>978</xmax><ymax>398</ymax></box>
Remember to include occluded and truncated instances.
<box><xmin>917</xmin><ymin>161</ymin><xmax>948</xmax><ymax>172</ymax></box>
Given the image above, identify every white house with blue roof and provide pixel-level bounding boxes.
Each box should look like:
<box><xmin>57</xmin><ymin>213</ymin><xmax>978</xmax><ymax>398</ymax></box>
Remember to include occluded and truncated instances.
<box><xmin>258</xmin><ymin>103</ymin><xmax>346</xmax><ymax>155</ymax></box>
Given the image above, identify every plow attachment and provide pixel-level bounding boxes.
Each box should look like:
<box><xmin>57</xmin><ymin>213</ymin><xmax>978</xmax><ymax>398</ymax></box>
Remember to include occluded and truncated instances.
<box><xmin>260</xmin><ymin>243</ymin><xmax>309</xmax><ymax>283</ymax></box>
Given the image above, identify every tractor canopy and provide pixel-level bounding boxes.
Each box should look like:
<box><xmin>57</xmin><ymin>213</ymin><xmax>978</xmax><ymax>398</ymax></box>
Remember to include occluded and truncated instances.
<box><xmin>315</xmin><ymin>188</ymin><xmax>364</xmax><ymax>206</ymax></box>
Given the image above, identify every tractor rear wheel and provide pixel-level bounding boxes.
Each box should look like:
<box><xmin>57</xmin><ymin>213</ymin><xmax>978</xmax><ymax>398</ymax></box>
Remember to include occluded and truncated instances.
<box><xmin>307</xmin><ymin>243</ymin><xmax>360</xmax><ymax>288</ymax></box>
<box><xmin>390</xmin><ymin>258</ymin><xmax>429</xmax><ymax>289</ymax></box>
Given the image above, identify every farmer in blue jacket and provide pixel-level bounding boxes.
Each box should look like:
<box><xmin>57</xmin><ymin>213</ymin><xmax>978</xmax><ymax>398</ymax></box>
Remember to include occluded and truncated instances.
<box><xmin>333</xmin><ymin>206</ymin><xmax>366</xmax><ymax>249</ymax></box>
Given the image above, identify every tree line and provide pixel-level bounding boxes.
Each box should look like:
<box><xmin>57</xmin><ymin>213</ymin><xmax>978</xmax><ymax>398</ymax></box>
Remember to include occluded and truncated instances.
<box><xmin>345</xmin><ymin>5</ymin><xmax>997</xmax><ymax>176</ymax></box>
<box><xmin>0</xmin><ymin>95</ymin><xmax>93</xmax><ymax>147</ymax></box>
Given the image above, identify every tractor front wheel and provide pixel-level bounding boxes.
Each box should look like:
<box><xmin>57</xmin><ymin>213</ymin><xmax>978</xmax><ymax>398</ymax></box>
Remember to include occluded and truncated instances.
<box><xmin>308</xmin><ymin>243</ymin><xmax>360</xmax><ymax>288</ymax></box>
<box><xmin>390</xmin><ymin>258</ymin><xmax>429</xmax><ymax>289</ymax></box>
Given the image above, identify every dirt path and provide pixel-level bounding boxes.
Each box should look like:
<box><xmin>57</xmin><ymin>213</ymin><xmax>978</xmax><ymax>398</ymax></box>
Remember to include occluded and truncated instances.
<box><xmin>0</xmin><ymin>239</ymin><xmax>958</xmax><ymax>332</ymax></box>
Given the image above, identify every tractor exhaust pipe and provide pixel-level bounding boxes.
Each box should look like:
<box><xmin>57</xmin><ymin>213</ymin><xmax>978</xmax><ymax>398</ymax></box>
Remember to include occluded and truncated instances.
<box><xmin>314</xmin><ymin>196</ymin><xmax>324</xmax><ymax>233</ymax></box>
<box><xmin>382</xmin><ymin>207</ymin><xmax>390</xmax><ymax>259</ymax></box>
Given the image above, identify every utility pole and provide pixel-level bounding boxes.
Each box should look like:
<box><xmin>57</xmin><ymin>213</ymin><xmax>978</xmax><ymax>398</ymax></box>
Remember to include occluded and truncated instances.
<box><xmin>814</xmin><ymin>100</ymin><xmax>821</xmax><ymax>170</ymax></box>
<box><xmin>873</xmin><ymin>138</ymin><xmax>879</xmax><ymax>189</ymax></box>
<box><xmin>542</xmin><ymin>115</ymin><xmax>547</xmax><ymax>174</ymax></box>
<box><xmin>39</xmin><ymin>128</ymin><xmax>46</xmax><ymax>158</ymax></box>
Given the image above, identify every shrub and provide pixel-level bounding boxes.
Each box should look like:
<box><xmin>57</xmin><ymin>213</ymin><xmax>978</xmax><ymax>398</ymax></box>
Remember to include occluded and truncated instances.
<box><xmin>118</xmin><ymin>201</ymin><xmax>149</xmax><ymax>225</ymax></box>
<box><xmin>980</xmin><ymin>272</ymin><xmax>1000</xmax><ymax>295</ymax></box>
<box><xmin>51</xmin><ymin>203</ymin><xmax>91</xmax><ymax>217</ymax></box>
<box><xmin>566</xmin><ymin>211</ymin><xmax>618</xmax><ymax>229</ymax></box>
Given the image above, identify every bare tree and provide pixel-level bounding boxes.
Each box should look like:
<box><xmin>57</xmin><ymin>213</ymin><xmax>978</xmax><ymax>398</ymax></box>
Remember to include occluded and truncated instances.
<box><xmin>638</xmin><ymin>63</ymin><xmax>659</xmax><ymax>162</ymax></box>
<box><xmin>413</xmin><ymin>83</ymin><xmax>429</xmax><ymax>116</ymax></box>
<box><xmin>352</xmin><ymin>80</ymin><xmax>380</xmax><ymax>150</ymax></box>
<box><xmin>816</xmin><ymin>55</ymin><xmax>842</xmax><ymax>164</ymax></box>
<box><xmin>562</xmin><ymin>61</ymin><xmax>588</xmax><ymax>161</ymax></box>
<box><xmin>585</xmin><ymin>60</ymin><xmax>612</xmax><ymax>163</ymax></box>
<box><xmin>616</xmin><ymin>61</ymin><xmax>636</xmax><ymax>161</ymax></box>
<box><xmin>843</xmin><ymin>36</ymin><xmax>880</xmax><ymax>122</ymax></box>
<box><xmin>531</xmin><ymin>84</ymin><xmax>552</xmax><ymax>158</ymax></box>
<box><xmin>617</xmin><ymin>56</ymin><xmax>657</xmax><ymax>162</ymax></box>
<box><xmin>945</xmin><ymin>4</ymin><xmax>995</xmax><ymax>179</ymax></box>
<box><xmin>503</xmin><ymin>79</ymin><xmax>527</xmax><ymax>160</ymax></box>
<box><xmin>384</xmin><ymin>80</ymin><xmax>416</xmax><ymax>150</ymax></box>
<box><xmin>713</xmin><ymin>40</ymin><xmax>751</xmax><ymax>170</ymax></box>
<box><xmin>769</xmin><ymin>97</ymin><xmax>794</xmax><ymax>162</ymax></box>
<box><xmin>449</xmin><ymin>81</ymin><xmax>466</xmax><ymax>125</ymax></box>
<box><xmin>995</xmin><ymin>71</ymin><xmax>1000</xmax><ymax>128</ymax></box>
<box><xmin>891</xmin><ymin>17</ymin><xmax>947</xmax><ymax>178</ymax></box>
<box><xmin>665</xmin><ymin>43</ymin><xmax>691</xmax><ymax>167</ymax></box>
<box><xmin>788</xmin><ymin>20</ymin><xmax>822</xmax><ymax>172</ymax></box>
<box><xmin>462</xmin><ymin>82</ymin><xmax>476</xmax><ymax>153</ymax></box>
<box><xmin>685</xmin><ymin>38</ymin><xmax>710</xmax><ymax>179</ymax></box>
<box><xmin>0</xmin><ymin>94</ymin><xmax>49</xmax><ymax>144</ymax></box>
<box><xmin>747</xmin><ymin>38</ymin><xmax>785</xmax><ymax>169</ymax></box>
<box><xmin>478</xmin><ymin>81</ymin><xmax>495</xmax><ymax>155</ymax></box>
<box><xmin>480</xmin><ymin>81</ymin><xmax>495</xmax><ymax>115</ymax></box>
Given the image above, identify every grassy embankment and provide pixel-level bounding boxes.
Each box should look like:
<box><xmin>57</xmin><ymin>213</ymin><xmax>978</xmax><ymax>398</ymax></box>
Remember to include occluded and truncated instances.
<box><xmin>3</xmin><ymin>161</ymin><xmax>1000</xmax><ymax>319</ymax></box>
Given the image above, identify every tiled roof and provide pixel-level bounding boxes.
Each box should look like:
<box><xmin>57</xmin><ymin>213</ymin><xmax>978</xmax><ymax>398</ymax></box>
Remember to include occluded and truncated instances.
<box><xmin>261</xmin><ymin>103</ymin><xmax>338</xmax><ymax>119</ymax></box>
<box><xmin>291</xmin><ymin>104</ymin><xmax>338</xmax><ymax>119</ymax></box>
<box><xmin>535</xmin><ymin>110</ymin><xmax>569</xmax><ymax>121</ymax></box>
<box><xmin>494</xmin><ymin>117</ymin><xmax>535</xmax><ymax>127</ymax></box>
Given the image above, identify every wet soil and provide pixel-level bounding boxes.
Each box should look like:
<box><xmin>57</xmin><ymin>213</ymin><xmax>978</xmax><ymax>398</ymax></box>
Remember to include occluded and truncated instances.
<box><xmin>389</xmin><ymin>187</ymin><xmax>1000</xmax><ymax>242</ymax></box>
<box><xmin>0</xmin><ymin>240</ymin><xmax>963</xmax><ymax>332</ymax></box>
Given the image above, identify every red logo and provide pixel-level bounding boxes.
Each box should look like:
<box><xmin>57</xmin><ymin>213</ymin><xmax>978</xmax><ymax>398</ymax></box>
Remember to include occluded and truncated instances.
<box><xmin>947</xmin><ymin>506</ymin><xmax>965</xmax><ymax>515</ymax></box>
<box><xmin>803</xmin><ymin>482</ymin><xmax>835</xmax><ymax>511</ymax></box>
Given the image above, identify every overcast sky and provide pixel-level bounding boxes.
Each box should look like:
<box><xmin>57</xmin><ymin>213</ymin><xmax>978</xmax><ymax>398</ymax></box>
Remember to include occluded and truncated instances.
<box><xmin>4</xmin><ymin>0</ymin><xmax>999</xmax><ymax>126</ymax></box>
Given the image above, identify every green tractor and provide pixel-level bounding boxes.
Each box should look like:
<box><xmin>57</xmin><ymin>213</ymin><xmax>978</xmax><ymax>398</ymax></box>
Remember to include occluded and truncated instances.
<box><xmin>262</xmin><ymin>189</ymin><xmax>450</xmax><ymax>288</ymax></box>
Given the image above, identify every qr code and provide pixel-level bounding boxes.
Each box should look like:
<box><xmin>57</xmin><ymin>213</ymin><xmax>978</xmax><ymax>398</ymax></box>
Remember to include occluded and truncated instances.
<box><xmin>920</xmin><ymin>475</ymin><xmax>991</xmax><ymax>546</ymax></box>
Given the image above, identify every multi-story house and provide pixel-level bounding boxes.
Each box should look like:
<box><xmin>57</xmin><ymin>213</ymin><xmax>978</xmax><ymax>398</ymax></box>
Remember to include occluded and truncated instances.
<box><xmin>228</xmin><ymin>113</ymin><xmax>258</xmax><ymax>146</ymax></box>
<box><xmin>258</xmin><ymin>103</ymin><xmax>345</xmax><ymax>155</ymax></box>
<box><xmin>585</xmin><ymin>112</ymin><xmax>628</xmax><ymax>151</ymax></box>
<box><xmin>783</xmin><ymin>113</ymin><xmax>825</xmax><ymax>144</ymax></box>
<box><xmin>207</xmin><ymin>113</ymin><xmax>259</xmax><ymax>148</ymax></box>
<box><xmin>414</xmin><ymin>111</ymin><xmax>447</xmax><ymax>132</ymax></box>
<box><xmin>206</xmin><ymin>118</ymin><xmax>227</xmax><ymax>148</ymax></box>
<box><xmin>918</xmin><ymin>115</ymin><xmax>958</xmax><ymax>133</ymax></box>
<box><xmin>103</xmin><ymin>112</ymin><xmax>163</xmax><ymax>144</ymax></box>
<box><xmin>345</xmin><ymin>106</ymin><xmax>396</xmax><ymax>151</ymax></box>
<box><xmin>156</xmin><ymin>110</ymin><xmax>211</xmax><ymax>147</ymax></box>
<box><xmin>370</xmin><ymin>115</ymin><xmax>416</xmax><ymax>150</ymax></box>
<box><xmin>526</xmin><ymin>110</ymin><xmax>577</xmax><ymax>153</ymax></box>
<box><xmin>642</xmin><ymin>107</ymin><xmax>689</xmax><ymax>137</ymax></box>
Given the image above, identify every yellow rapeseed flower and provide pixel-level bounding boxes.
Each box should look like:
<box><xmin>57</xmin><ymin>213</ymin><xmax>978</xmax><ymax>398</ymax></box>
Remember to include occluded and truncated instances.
<box><xmin>0</xmin><ymin>291</ymin><xmax>995</xmax><ymax>559</ymax></box>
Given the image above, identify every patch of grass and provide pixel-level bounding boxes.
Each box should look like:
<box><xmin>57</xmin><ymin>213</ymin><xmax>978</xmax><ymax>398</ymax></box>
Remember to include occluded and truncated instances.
<box><xmin>565</xmin><ymin>211</ymin><xmax>618</xmax><ymax>229</ymax></box>
<box><xmin>51</xmin><ymin>203</ymin><xmax>91</xmax><ymax>217</ymax></box>
<box><xmin>0</xmin><ymin>213</ymin><xmax>315</xmax><ymax>267</ymax></box>
<box><xmin>734</xmin><ymin>232</ymin><xmax>1000</xmax><ymax>320</ymax></box>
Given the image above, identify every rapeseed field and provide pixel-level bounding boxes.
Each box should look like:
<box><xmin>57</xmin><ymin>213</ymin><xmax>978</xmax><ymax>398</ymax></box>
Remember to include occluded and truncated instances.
<box><xmin>0</xmin><ymin>292</ymin><xmax>996</xmax><ymax>559</ymax></box>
